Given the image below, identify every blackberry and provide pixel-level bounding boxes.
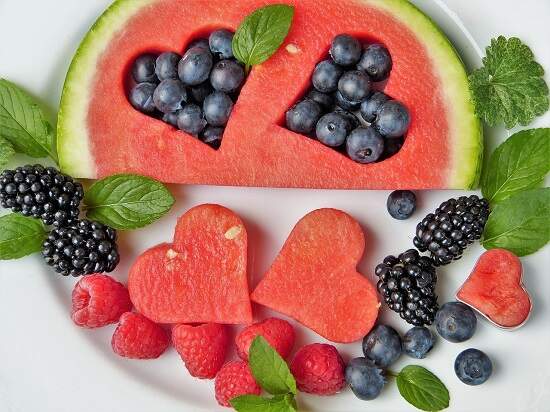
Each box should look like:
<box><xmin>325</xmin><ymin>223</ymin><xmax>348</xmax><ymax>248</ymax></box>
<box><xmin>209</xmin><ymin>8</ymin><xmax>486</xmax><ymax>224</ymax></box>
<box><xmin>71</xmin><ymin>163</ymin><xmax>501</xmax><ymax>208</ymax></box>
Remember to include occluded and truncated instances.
<box><xmin>42</xmin><ymin>219</ymin><xmax>120</xmax><ymax>277</ymax></box>
<box><xmin>0</xmin><ymin>165</ymin><xmax>83</xmax><ymax>227</ymax></box>
<box><xmin>413</xmin><ymin>195</ymin><xmax>490</xmax><ymax>266</ymax></box>
<box><xmin>375</xmin><ymin>249</ymin><xmax>439</xmax><ymax>326</ymax></box>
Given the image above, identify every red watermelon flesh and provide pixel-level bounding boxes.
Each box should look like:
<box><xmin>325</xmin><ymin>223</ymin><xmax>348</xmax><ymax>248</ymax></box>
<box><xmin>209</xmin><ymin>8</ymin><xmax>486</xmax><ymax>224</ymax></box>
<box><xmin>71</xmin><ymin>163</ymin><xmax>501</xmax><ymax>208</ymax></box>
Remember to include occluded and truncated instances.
<box><xmin>58</xmin><ymin>0</ymin><xmax>482</xmax><ymax>189</ymax></box>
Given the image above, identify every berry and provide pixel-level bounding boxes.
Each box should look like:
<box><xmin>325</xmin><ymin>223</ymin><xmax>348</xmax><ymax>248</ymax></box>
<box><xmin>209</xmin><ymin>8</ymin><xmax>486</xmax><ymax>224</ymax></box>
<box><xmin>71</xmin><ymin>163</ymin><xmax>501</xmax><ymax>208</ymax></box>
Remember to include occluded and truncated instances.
<box><xmin>286</xmin><ymin>99</ymin><xmax>322</xmax><ymax>134</ymax></box>
<box><xmin>215</xmin><ymin>360</ymin><xmax>261</xmax><ymax>407</ymax></box>
<box><xmin>153</xmin><ymin>79</ymin><xmax>187</xmax><ymax>113</ymax></box>
<box><xmin>345</xmin><ymin>357</ymin><xmax>385</xmax><ymax>401</ymax></box>
<box><xmin>209</xmin><ymin>29</ymin><xmax>234</xmax><ymax>59</ymax></box>
<box><xmin>210</xmin><ymin>60</ymin><xmax>245</xmax><ymax>93</ymax></box>
<box><xmin>403</xmin><ymin>326</ymin><xmax>435</xmax><ymax>359</ymax></box>
<box><xmin>189</xmin><ymin>38</ymin><xmax>210</xmax><ymax>50</ymax></box>
<box><xmin>360</xmin><ymin>91</ymin><xmax>389</xmax><ymax>123</ymax></box>
<box><xmin>334</xmin><ymin>90</ymin><xmax>361</xmax><ymax>111</ymax></box>
<box><xmin>200</xmin><ymin>126</ymin><xmax>224</xmax><ymax>149</ymax></box>
<box><xmin>0</xmin><ymin>165</ymin><xmax>83</xmax><ymax>227</ymax></box>
<box><xmin>346</xmin><ymin>126</ymin><xmax>384</xmax><ymax>163</ymax></box>
<box><xmin>307</xmin><ymin>89</ymin><xmax>334</xmax><ymax>111</ymax></box>
<box><xmin>203</xmin><ymin>91</ymin><xmax>233</xmax><ymax>126</ymax></box>
<box><xmin>334</xmin><ymin>107</ymin><xmax>360</xmax><ymax>129</ymax></box>
<box><xmin>375</xmin><ymin>100</ymin><xmax>410</xmax><ymax>137</ymax></box>
<box><xmin>357</xmin><ymin>44</ymin><xmax>392</xmax><ymax>82</ymax></box>
<box><xmin>435</xmin><ymin>301</ymin><xmax>477</xmax><ymax>343</ymax></box>
<box><xmin>235</xmin><ymin>317</ymin><xmax>295</xmax><ymax>361</ymax></box>
<box><xmin>162</xmin><ymin>110</ymin><xmax>180</xmax><ymax>127</ymax></box>
<box><xmin>178</xmin><ymin>46</ymin><xmax>213</xmax><ymax>86</ymax></box>
<box><xmin>387</xmin><ymin>190</ymin><xmax>416</xmax><ymax>220</ymax></box>
<box><xmin>172</xmin><ymin>323</ymin><xmax>230</xmax><ymax>379</ymax></box>
<box><xmin>413</xmin><ymin>195</ymin><xmax>490</xmax><ymax>265</ymax></box>
<box><xmin>111</xmin><ymin>312</ymin><xmax>169</xmax><ymax>359</ymax></box>
<box><xmin>316</xmin><ymin>112</ymin><xmax>352</xmax><ymax>147</ymax></box>
<box><xmin>362</xmin><ymin>324</ymin><xmax>402</xmax><ymax>368</ymax></box>
<box><xmin>190</xmin><ymin>81</ymin><xmax>213</xmax><ymax>103</ymax></box>
<box><xmin>42</xmin><ymin>219</ymin><xmax>120</xmax><ymax>277</ymax></box>
<box><xmin>155</xmin><ymin>52</ymin><xmax>181</xmax><ymax>81</ymax></box>
<box><xmin>330</xmin><ymin>34</ymin><xmax>362</xmax><ymax>66</ymax></box>
<box><xmin>290</xmin><ymin>343</ymin><xmax>346</xmax><ymax>395</ymax></box>
<box><xmin>177</xmin><ymin>104</ymin><xmax>207</xmax><ymax>136</ymax></box>
<box><xmin>374</xmin><ymin>249</ymin><xmax>439</xmax><ymax>326</ymax></box>
<box><xmin>454</xmin><ymin>348</ymin><xmax>492</xmax><ymax>386</ymax></box>
<box><xmin>338</xmin><ymin>70</ymin><xmax>371</xmax><ymax>103</ymax></box>
<box><xmin>312</xmin><ymin>59</ymin><xmax>343</xmax><ymax>93</ymax></box>
<box><xmin>129</xmin><ymin>82</ymin><xmax>157</xmax><ymax>114</ymax></box>
<box><xmin>131</xmin><ymin>53</ymin><xmax>158</xmax><ymax>83</ymax></box>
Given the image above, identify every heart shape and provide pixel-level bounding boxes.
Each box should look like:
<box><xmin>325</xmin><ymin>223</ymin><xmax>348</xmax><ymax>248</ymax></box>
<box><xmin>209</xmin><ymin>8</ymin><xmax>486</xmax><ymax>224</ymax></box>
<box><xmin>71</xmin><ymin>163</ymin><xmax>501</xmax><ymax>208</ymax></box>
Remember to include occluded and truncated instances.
<box><xmin>251</xmin><ymin>208</ymin><xmax>379</xmax><ymax>343</ymax></box>
<box><xmin>128</xmin><ymin>204</ymin><xmax>252</xmax><ymax>324</ymax></box>
<box><xmin>457</xmin><ymin>249</ymin><xmax>532</xmax><ymax>329</ymax></box>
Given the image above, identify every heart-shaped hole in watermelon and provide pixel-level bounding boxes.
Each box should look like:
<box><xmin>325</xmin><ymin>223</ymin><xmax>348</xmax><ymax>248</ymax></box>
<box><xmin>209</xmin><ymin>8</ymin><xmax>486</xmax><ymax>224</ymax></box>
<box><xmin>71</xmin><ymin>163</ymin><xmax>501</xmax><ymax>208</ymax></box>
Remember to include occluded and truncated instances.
<box><xmin>127</xmin><ymin>29</ymin><xmax>247</xmax><ymax>150</ymax></box>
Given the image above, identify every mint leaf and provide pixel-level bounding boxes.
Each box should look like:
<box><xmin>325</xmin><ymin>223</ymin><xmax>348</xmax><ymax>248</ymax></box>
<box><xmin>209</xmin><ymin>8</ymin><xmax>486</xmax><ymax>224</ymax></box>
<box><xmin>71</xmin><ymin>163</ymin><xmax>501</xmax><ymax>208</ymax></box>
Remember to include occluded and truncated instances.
<box><xmin>84</xmin><ymin>174</ymin><xmax>175</xmax><ymax>230</ymax></box>
<box><xmin>482</xmin><ymin>188</ymin><xmax>550</xmax><ymax>256</ymax></box>
<box><xmin>469</xmin><ymin>36</ymin><xmax>549</xmax><ymax>128</ymax></box>
<box><xmin>232</xmin><ymin>4</ymin><xmax>294</xmax><ymax>72</ymax></box>
<box><xmin>482</xmin><ymin>128</ymin><xmax>550</xmax><ymax>204</ymax></box>
<box><xmin>0</xmin><ymin>214</ymin><xmax>47</xmax><ymax>260</ymax></box>
<box><xmin>249</xmin><ymin>336</ymin><xmax>297</xmax><ymax>395</ymax></box>
<box><xmin>396</xmin><ymin>365</ymin><xmax>449</xmax><ymax>412</ymax></box>
<box><xmin>0</xmin><ymin>79</ymin><xmax>57</xmax><ymax>161</ymax></box>
<box><xmin>230</xmin><ymin>394</ymin><xmax>296</xmax><ymax>412</ymax></box>
<box><xmin>0</xmin><ymin>138</ymin><xmax>15</xmax><ymax>169</ymax></box>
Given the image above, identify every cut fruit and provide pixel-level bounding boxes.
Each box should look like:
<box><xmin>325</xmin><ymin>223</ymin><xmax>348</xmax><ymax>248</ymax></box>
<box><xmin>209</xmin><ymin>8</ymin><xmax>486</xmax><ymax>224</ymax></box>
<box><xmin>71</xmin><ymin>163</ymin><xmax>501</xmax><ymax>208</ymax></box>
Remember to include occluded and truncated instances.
<box><xmin>58</xmin><ymin>0</ymin><xmax>482</xmax><ymax>189</ymax></box>
<box><xmin>128</xmin><ymin>204</ymin><xmax>252</xmax><ymax>324</ymax></box>
<box><xmin>457</xmin><ymin>249</ymin><xmax>532</xmax><ymax>329</ymax></box>
<box><xmin>251</xmin><ymin>208</ymin><xmax>380</xmax><ymax>343</ymax></box>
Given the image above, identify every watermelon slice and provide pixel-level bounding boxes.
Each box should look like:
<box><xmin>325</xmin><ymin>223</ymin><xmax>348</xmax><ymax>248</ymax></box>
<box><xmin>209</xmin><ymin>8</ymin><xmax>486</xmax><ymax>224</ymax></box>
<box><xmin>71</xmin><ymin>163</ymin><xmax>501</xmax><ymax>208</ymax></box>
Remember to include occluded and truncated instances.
<box><xmin>57</xmin><ymin>0</ymin><xmax>482</xmax><ymax>189</ymax></box>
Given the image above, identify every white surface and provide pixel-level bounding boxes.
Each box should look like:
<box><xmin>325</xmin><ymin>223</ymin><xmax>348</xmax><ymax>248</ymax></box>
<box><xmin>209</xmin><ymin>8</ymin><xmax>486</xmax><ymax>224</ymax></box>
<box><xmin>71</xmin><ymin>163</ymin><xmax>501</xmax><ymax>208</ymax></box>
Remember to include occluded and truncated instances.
<box><xmin>0</xmin><ymin>1</ymin><xmax>549</xmax><ymax>411</ymax></box>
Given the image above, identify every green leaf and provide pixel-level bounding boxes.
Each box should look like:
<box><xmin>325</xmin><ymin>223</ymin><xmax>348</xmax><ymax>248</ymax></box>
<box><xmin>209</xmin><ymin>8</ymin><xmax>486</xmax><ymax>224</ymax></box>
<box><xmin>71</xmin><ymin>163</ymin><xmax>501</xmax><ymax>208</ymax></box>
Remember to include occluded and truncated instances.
<box><xmin>232</xmin><ymin>4</ymin><xmax>294</xmax><ymax>71</ymax></box>
<box><xmin>482</xmin><ymin>188</ymin><xmax>550</xmax><ymax>256</ymax></box>
<box><xmin>249</xmin><ymin>336</ymin><xmax>297</xmax><ymax>395</ymax></box>
<box><xmin>230</xmin><ymin>394</ymin><xmax>296</xmax><ymax>412</ymax></box>
<box><xmin>481</xmin><ymin>128</ymin><xmax>550</xmax><ymax>204</ymax></box>
<box><xmin>0</xmin><ymin>79</ymin><xmax>57</xmax><ymax>161</ymax></box>
<box><xmin>469</xmin><ymin>36</ymin><xmax>549</xmax><ymax>129</ymax></box>
<box><xmin>0</xmin><ymin>138</ymin><xmax>15</xmax><ymax>169</ymax></box>
<box><xmin>0</xmin><ymin>214</ymin><xmax>47</xmax><ymax>260</ymax></box>
<box><xmin>83</xmin><ymin>174</ymin><xmax>175</xmax><ymax>230</ymax></box>
<box><xmin>396</xmin><ymin>365</ymin><xmax>450</xmax><ymax>412</ymax></box>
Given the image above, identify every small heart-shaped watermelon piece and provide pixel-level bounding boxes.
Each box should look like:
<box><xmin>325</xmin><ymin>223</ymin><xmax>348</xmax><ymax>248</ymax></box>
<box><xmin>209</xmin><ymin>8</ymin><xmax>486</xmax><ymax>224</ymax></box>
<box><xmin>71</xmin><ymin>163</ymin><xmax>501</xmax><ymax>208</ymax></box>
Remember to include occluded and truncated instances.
<box><xmin>128</xmin><ymin>204</ymin><xmax>252</xmax><ymax>324</ymax></box>
<box><xmin>251</xmin><ymin>208</ymin><xmax>380</xmax><ymax>343</ymax></box>
<box><xmin>457</xmin><ymin>249</ymin><xmax>532</xmax><ymax>329</ymax></box>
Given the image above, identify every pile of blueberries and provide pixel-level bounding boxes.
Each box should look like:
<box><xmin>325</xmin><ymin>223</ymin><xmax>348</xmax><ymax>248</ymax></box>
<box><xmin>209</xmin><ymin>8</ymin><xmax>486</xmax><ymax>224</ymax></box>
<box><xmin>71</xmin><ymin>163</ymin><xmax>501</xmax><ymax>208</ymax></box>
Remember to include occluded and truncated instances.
<box><xmin>129</xmin><ymin>29</ymin><xmax>245</xmax><ymax>149</ymax></box>
<box><xmin>285</xmin><ymin>34</ymin><xmax>410</xmax><ymax>164</ymax></box>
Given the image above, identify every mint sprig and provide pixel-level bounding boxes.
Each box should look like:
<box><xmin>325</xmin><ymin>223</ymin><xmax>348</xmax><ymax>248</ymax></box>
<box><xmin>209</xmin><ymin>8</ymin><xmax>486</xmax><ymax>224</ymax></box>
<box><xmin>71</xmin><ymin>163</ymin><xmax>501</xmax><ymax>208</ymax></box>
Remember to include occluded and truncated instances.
<box><xmin>396</xmin><ymin>365</ymin><xmax>450</xmax><ymax>412</ymax></box>
<box><xmin>0</xmin><ymin>214</ymin><xmax>47</xmax><ymax>260</ymax></box>
<box><xmin>230</xmin><ymin>394</ymin><xmax>296</xmax><ymax>412</ymax></box>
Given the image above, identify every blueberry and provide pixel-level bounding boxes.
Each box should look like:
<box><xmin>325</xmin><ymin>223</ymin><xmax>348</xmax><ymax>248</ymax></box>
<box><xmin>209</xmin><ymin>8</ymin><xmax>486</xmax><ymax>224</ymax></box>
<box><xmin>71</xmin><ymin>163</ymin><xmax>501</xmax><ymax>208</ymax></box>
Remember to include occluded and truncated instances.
<box><xmin>334</xmin><ymin>90</ymin><xmax>360</xmax><ymax>111</ymax></box>
<box><xmin>162</xmin><ymin>111</ymin><xmax>180</xmax><ymax>127</ymax></box>
<box><xmin>285</xmin><ymin>99</ymin><xmax>322</xmax><ymax>134</ymax></box>
<box><xmin>375</xmin><ymin>100</ymin><xmax>410</xmax><ymax>137</ymax></box>
<box><xmin>357</xmin><ymin>44</ymin><xmax>392</xmax><ymax>82</ymax></box>
<box><xmin>307</xmin><ymin>89</ymin><xmax>334</xmax><ymax>111</ymax></box>
<box><xmin>435</xmin><ymin>302</ymin><xmax>477</xmax><ymax>343</ymax></box>
<box><xmin>312</xmin><ymin>60</ymin><xmax>343</xmax><ymax>93</ymax></box>
<box><xmin>330</xmin><ymin>34</ymin><xmax>362</xmax><ymax>66</ymax></box>
<box><xmin>155</xmin><ymin>52</ymin><xmax>181</xmax><ymax>80</ymax></box>
<box><xmin>131</xmin><ymin>53</ymin><xmax>158</xmax><ymax>83</ymax></box>
<box><xmin>387</xmin><ymin>190</ymin><xmax>416</xmax><ymax>220</ymax></box>
<box><xmin>455</xmin><ymin>348</ymin><xmax>492</xmax><ymax>385</ymax></box>
<box><xmin>176</xmin><ymin>104</ymin><xmax>207</xmax><ymax>135</ymax></box>
<box><xmin>209</xmin><ymin>29</ymin><xmax>234</xmax><ymax>59</ymax></box>
<box><xmin>346</xmin><ymin>127</ymin><xmax>384</xmax><ymax>164</ymax></box>
<box><xmin>190</xmin><ymin>82</ymin><xmax>213</xmax><ymax>103</ymax></box>
<box><xmin>188</xmin><ymin>38</ymin><xmax>209</xmax><ymax>50</ymax></box>
<box><xmin>362</xmin><ymin>324</ymin><xmax>402</xmax><ymax>368</ymax></box>
<box><xmin>382</xmin><ymin>136</ymin><xmax>404</xmax><ymax>159</ymax></box>
<box><xmin>153</xmin><ymin>79</ymin><xmax>187</xmax><ymax>113</ymax></box>
<box><xmin>178</xmin><ymin>46</ymin><xmax>213</xmax><ymax>86</ymax></box>
<box><xmin>203</xmin><ymin>91</ymin><xmax>233</xmax><ymax>126</ymax></box>
<box><xmin>403</xmin><ymin>326</ymin><xmax>435</xmax><ymax>359</ymax></box>
<box><xmin>360</xmin><ymin>92</ymin><xmax>389</xmax><ymax>123</ymax></box>
<box><xmin>200</xmin><ymin>126</ymin><xmax>223</xmax><ymax>149</ymax></box>
<box><xmin>338</xmin><ymin>70</ymin><xmax>371</xmax><ymax>103</ymax></box>
<box><xmin>334</xmin><ymin>107</ymin><xmax>360</xmax><ymax>129</ymax></box>
<box><xmin>316</xmin><ymin>112</ymin><xmax>351</xmax><ymax>147</ymax></box>
<box><xmin>345</xmin><ymin>357</ymin><xmax>385</xmax><ymax>400</ymax></box>
<box><xmin>129</xmin><ymin>82</ymin><xmax>157</xmax><ymax>113</ymax></box>
<box><xmin>210</xmin><ymin>60</ymin><xmax>245</xmax><ymax>93</ymax></box>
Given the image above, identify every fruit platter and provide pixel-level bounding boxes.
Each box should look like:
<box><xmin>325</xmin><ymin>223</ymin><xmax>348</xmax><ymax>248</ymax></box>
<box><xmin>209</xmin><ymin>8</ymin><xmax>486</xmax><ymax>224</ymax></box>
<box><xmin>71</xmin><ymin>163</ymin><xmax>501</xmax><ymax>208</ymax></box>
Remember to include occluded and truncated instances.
<box><xmin>0</xmin><ymin>0</ymin><xmax>549</xmax><ymax>411</ymax></box>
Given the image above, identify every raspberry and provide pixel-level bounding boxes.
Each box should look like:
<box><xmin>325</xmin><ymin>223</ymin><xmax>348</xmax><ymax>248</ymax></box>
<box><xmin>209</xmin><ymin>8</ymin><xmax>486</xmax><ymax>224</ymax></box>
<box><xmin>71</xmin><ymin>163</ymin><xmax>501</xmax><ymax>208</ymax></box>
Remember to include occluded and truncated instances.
<box><xmin>111</xmin><ymin>312</ymin><xmax>169</xmax><ymax>359</ymax></box>
<box><xmin>235</xmin><ymin>317</ymin><xmax>295</xmax><ymax>361</ymax></box>
<box><xmin>172</xmin><ymin>323</ymin><xmax>230</xmax><ymax>379</ymax></box>
<box><xmin>290</xmin><ymin>343</ymin><xmax>346</xmax><ymax>395</ymax></box>
<box><xmin>215</xmin><ymin>360</ymin><xmax>261</xmax><ymax>407</ymax></box>
<box><xmin>71</xmin><ymin>274</ymin><xmax>132</xmax><ymax>328</ymax></box>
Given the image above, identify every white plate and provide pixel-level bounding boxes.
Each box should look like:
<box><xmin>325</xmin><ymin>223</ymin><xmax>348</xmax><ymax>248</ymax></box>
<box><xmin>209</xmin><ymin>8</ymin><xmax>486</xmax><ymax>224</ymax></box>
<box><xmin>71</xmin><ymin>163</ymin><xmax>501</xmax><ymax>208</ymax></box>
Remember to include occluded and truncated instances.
<box><xmin>1</xmin><ymin>1</ymin><xmax>549</xmax><ymax>411</ymax></box>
